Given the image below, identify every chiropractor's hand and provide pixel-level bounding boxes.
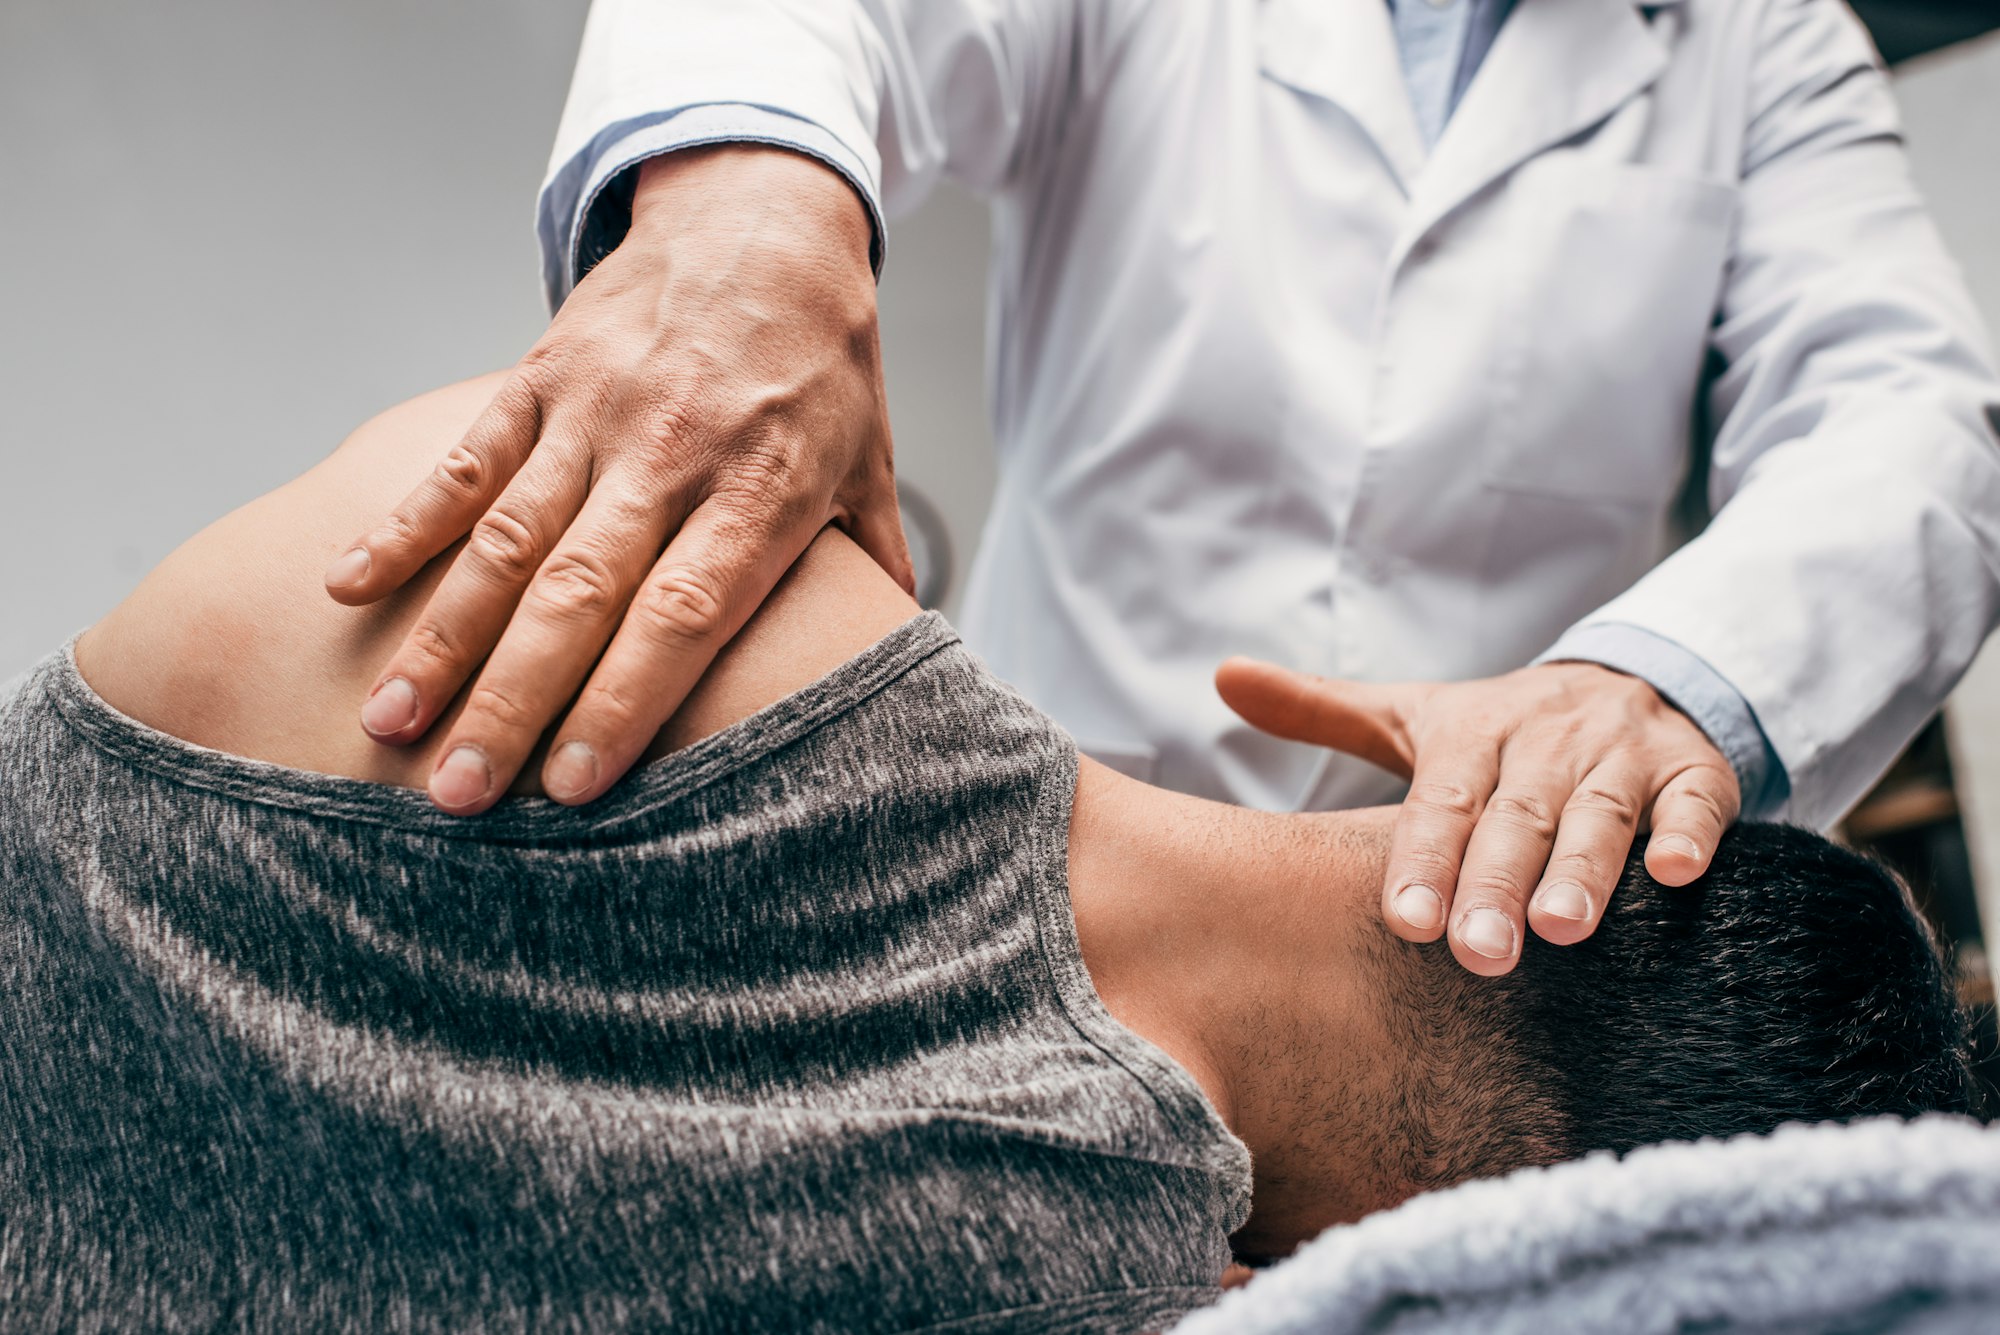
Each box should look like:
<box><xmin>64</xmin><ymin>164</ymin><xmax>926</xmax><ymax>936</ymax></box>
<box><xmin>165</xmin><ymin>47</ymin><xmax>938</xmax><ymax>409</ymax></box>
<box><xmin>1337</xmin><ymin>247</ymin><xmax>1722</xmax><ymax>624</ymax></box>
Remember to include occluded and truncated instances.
<box><xmin>1215</xmin><ymin>659</ymin><xmax>1741</xmax><ymax>975</ymax></box>
<box><xmin>323</xmin><ymin>145</ymin><xmax>910</xmax><ymax>815</ymax></box>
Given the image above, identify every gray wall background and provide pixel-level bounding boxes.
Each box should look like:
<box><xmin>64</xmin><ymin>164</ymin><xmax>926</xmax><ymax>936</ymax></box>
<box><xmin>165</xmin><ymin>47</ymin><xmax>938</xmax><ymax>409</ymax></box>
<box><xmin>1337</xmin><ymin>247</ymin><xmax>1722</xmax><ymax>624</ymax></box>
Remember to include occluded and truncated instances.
<box><xmin>2</xmin><ymin>3</ymin><xmax>1997</xmax><ymax>871</ymax></box>
<box><xmin>0</xmin><ymin>0</ymin><xmax>991</xmax><ymax>672</ymax></box>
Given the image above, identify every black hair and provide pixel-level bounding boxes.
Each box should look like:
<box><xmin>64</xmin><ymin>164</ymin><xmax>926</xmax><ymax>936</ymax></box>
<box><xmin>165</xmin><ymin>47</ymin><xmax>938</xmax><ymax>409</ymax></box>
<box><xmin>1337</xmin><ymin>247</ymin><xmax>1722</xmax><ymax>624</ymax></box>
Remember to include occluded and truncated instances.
<box><xmin>1386</xmin><ymin>823</ymin><xmax>1976</xmax><ymax>1190</ymax></box>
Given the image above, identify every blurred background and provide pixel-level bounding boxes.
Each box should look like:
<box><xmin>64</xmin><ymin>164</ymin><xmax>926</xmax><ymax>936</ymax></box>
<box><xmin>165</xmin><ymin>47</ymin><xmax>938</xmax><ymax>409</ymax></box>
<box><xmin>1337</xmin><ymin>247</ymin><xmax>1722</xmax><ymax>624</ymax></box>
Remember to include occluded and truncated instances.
<box><xmin>4</xmin><ymin>1</ymin><xmax>2000</xmax><ymax>1071</ymax></box>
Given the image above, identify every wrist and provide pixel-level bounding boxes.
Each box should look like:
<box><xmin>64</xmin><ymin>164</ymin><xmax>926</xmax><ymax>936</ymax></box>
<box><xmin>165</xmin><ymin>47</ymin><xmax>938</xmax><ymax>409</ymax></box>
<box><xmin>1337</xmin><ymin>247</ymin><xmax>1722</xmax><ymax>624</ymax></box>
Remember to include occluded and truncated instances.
<box><xmin>630</xmin><ymin>145</ymin><xmax>875</xmax><ymax>279</ymax></box>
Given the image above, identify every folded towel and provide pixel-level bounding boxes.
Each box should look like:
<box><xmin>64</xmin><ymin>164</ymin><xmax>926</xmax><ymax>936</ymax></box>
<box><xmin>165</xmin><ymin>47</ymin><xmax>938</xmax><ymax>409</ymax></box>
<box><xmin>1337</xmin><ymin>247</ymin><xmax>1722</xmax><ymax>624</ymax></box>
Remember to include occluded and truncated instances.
<box><xmin>1172</xmin><ymin>1115</ymin><xmax>2000</xmax><ymax>1334</ymax></box>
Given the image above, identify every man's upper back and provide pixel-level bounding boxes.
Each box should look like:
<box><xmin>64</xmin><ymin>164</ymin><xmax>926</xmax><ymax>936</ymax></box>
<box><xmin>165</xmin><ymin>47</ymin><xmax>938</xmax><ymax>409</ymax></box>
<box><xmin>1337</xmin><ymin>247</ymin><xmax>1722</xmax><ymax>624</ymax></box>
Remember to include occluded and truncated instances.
<box><xmin>1</xmin><ymin>378</ymin><xmax>1251</xmax><ymax>1331</ymax></box>
<box><xmin>2</xmin><ymin>606</ymin><xmax>1249</xmax><ymax>1333</ymax></box>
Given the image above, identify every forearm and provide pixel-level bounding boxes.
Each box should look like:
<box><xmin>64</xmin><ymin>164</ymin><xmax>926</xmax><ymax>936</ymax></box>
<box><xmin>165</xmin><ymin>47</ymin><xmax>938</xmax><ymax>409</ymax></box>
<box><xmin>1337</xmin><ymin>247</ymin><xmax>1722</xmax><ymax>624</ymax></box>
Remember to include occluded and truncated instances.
<box><xmin>1567</xmin><ymin>419</ymin><xmax>2000</xmax><ymax>827</ymax></box>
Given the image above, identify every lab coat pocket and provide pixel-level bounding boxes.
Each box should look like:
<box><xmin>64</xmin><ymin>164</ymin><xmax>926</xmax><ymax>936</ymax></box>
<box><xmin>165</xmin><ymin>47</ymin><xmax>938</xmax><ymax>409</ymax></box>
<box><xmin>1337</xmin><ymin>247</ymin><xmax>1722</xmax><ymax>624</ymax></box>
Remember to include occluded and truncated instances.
<box><xmin>1486</xmin><ymin>162</ymin><xmax>1739</xmax><ymax>504</ymax></box>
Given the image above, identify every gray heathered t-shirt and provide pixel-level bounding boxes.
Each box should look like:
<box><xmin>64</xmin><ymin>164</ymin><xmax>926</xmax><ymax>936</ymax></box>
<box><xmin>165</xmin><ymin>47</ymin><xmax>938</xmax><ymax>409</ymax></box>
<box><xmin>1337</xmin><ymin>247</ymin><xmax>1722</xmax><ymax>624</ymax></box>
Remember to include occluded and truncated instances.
<box><xmin>0</xmin><ymin>614</ymin><xmax>1250</xmax><ymax>1333</ymax></box>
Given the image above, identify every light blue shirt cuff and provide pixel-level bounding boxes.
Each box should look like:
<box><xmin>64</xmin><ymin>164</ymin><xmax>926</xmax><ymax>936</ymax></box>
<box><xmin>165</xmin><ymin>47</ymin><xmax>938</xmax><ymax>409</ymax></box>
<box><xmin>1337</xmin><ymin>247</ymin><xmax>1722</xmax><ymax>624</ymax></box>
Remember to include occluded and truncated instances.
<box><xmin>535</xmin><ymin>103</ymin><xmax>887</xmax><ymax>313</ymax></box>
<box><xmin>1535</xmin><ymin>622</ymin><xmax>1790</xmax><ymax>819</ymax></box>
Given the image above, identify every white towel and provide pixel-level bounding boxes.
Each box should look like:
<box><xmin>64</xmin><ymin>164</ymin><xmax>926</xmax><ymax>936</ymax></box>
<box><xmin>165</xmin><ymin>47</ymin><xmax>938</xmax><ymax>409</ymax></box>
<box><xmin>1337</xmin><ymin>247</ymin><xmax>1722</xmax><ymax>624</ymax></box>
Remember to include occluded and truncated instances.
<box><xmin>1172</xmin><ymin>1115</ymin><xmax>2000</xmax><ymax>1334</ymax></box>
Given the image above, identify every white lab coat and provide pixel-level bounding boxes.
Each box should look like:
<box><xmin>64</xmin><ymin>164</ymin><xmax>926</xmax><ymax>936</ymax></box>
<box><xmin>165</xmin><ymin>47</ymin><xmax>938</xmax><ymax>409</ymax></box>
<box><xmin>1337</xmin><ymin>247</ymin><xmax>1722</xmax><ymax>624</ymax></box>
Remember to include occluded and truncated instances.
<box><xmin>540</xmin><ymin>0</ymin><xmax>2000</xmax><ymax>826</ymax></box>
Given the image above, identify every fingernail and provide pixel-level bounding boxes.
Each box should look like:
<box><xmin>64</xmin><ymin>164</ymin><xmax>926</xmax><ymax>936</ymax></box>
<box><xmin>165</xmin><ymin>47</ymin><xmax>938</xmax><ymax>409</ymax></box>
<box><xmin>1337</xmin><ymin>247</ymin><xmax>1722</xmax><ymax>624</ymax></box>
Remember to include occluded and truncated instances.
<box><xmin>1655</xmin><ymin>834</ymin><xmax>1701</xmax><ymax>861</ymax></box>
<box><xmin>1535</xmin><ymin>881</ymin><xmax>1593</xmax><ymax>923</ymax></box>
<box><xmin>1393</xmin><ymin>884</ymin><xmax>1446</xmax><ymax>932</ymax></box>
<box><xmin>545</xmin><ymin>741</ymin><xmax>599</xmax><ymax>802</ymax></box>
<box><xmin>1458</xmin><ymin>908</ymin><xmax>1518</xmax><ymax>960</ymax></box>
<box><xmin>361</xmin><ymin>677</ymin><xmax>418</xmax><ymax>737</ymax></box>
<box><xmin>431</xmin><ymin>746</ymin><xmax>491</xmax><ymax>810</ymax></box>
<box><xmin>325</xmin><ymin>546</ymin><xmax>370</xmax><ymax>588</ymax></box>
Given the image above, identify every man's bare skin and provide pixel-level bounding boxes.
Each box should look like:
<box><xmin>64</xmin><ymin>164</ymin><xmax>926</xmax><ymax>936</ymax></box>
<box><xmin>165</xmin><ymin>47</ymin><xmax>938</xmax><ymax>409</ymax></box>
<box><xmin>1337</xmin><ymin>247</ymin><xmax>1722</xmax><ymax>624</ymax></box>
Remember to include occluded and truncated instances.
<box><xmin>78</xmin><ymin>376</ymin><xmax>1498</xmax><ymax>1257</ymax></box>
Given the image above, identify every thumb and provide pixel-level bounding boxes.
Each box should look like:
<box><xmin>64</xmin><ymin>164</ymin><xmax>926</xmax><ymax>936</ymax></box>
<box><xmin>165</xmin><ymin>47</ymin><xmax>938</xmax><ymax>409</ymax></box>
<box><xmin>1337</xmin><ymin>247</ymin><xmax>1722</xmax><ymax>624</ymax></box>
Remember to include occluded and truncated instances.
<box><xmin>1214</xmin><ymin>658</ymin><xmax>1422</xmax><ymax>779</ymax></box>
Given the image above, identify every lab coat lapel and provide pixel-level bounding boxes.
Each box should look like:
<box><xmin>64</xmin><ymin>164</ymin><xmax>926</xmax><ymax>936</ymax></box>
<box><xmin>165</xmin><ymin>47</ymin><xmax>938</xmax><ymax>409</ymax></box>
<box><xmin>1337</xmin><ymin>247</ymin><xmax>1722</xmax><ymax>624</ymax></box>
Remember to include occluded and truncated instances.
<box><xmin>1404</xmin><ymin>0</ymin><xmax>1674</xmax><ymax>246</ymax></box>
<box><xmin>1259</xmin><ymin>0</ymin><xmax>1428</xmax><ymax>194</ymax></box>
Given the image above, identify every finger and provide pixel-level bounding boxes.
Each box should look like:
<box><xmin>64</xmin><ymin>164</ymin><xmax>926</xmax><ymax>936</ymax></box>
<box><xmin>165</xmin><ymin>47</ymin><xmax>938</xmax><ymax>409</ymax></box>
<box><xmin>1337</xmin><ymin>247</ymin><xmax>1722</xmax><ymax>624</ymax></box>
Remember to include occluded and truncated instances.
<box><xmin>1214</xmin><ymin>660</ymin><xmax>1421</xmax><ymax>779</ymax></box>
<box><xmin>539</xmin><ymin>497</ymin><xmax>818</xmax><ymax>805</ymax></box>
<box><xmin>1448</xmin><ymin>752</ymin><xmax>1580</xmax><ymax>974</ymax></box>
<box><xmin>358</xmin><ymin>450</ymin><xmax>588</xmax><ymax>748</ymax></box>
<box><xmin>326</xmin><ymin>374</ymin><xmax>542</xmax><ymax>604</ymax></box>
<box><xmin>1379</xmin><ymin>747</ymin><xmax>1499</xmax><ymax>947</ymax></box>
<box><xmin>1644</xmin><ymin>761</ymin><xmax>1740</xmax><ymax>887</ymax></box>
<box><xmin>842</xmin><ymin>472</ymin><xmax>917</xmax><ymax>597</ymax></box>
<box><xmin>1525</xmin><ymin>763</ymin><xmax>1647</xmax><ymax>947</ymax></box>
<box><xmin>419</xmin><ymin>468</ymin><xmax>679</xmax><ymax>814</ymax></box>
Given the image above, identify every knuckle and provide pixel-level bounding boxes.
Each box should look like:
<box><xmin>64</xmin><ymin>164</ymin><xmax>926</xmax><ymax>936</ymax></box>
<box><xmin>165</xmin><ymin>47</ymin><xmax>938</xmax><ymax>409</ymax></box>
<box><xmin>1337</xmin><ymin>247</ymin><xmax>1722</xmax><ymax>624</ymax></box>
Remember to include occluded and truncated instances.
<box><xmin>1407</xmin><ymin>779</ymin><xmax>1483</xmax><ymax>822</ymax></box>
<box><xmin>465</xmin><ymin>506</ymin><xmax>546</xmax><ymax>584</ymax></box>
<box><xmin>511</xmin><ymin>344</ymin><xmax>566</xmax><ymax>394</ymax></box>
<box><xmin>532</xmin><ymin>549</ymin><xmax>624</xmax><ymax>623</ymax></box>
<box><xmin>1485</xmin><ymin>790</ymin><xmax>1560</xmax><ymax>839</ymax></box>
<box><xmin>1547</xmin><ymin>845</ymin><xmax>1619</xmax><ymax>886</ymax></box>
<box><xmin>493</xmin><ymin>362</ymin><xmax>557</xmax><ymax>430</ymax></box>
<box><xmin>722</xmin><ymin>436</ymin><xmax>809</xmax><ymax>506</ymax></box>
<box><xmin>746</xmin><ymin>478</ymin><xmax>822</xmax><ymax>538</ymax></box>
<box><xmin>633</xmin><ymin>567</ymin><xmax>729</xmax><ymax>646</ymax></box>
<box><xmin>1565</xmin><ymin>782</ymin><xmax>1644</xmax><ymax>825</ymax></box>
<box><xmin>573</xmin><ymin>676</ymin><xmax>649</xmax><ymax>735</ymax></box>
<box><xmin>632</xmin><ymin>398</ymin><xmax>699</xmax><ymax>466</ymax></box>
<box><xmin>602</xmin><ymin>404</ymin><xmax>700</xmax><ymax>487</ymax></box>
<box><xmin>741</xmin><ymin>378</ymin><xmax>809</xmax><ymax>426</ymax></box>
<box><xmin>1458</xmin><ymin>873</ymin><xmax>1533</xmax><ymax>905</ymax></box>
<box><xmin>1672</xmin><ymin>777</ymin><xmax>1733</xmax><ymax>827</ymax></box>
<box><xmin>1393</xmin><ymin>846</ymin><xmax>1463</xmax><ymax>893</ymax></box>
<box><xmin>590</xmin><ymin>483</ymin><xmax>669</xmax><ymax>536</ymax></box>
<box><xmin>432</xmin><ymin>443</ymin><xmax>488</xmax><ymax>496</ymax></box>
<box><xmin>404</xmin><ymin>619</ymin><xmax>462</xmax><ymax>675</ymax></box>
<box><xmin>375</xmin><ymin>509</ymin><xmax>425</xmax><ymax>555</ymax></box>
<box><xmin>463</xmin><ymin>679</ymin><xmax>539</xmax><ymax>734</ymax></box>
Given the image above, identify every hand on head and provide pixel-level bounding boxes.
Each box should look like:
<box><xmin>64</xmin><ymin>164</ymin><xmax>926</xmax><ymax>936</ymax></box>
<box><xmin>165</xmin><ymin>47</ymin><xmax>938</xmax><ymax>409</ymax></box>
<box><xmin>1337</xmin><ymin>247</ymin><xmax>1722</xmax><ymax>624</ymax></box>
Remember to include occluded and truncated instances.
<box><xmin>1215</xmin><ymin>657</ymin><xmax>1741</xmax><ymax>975</ymax></box>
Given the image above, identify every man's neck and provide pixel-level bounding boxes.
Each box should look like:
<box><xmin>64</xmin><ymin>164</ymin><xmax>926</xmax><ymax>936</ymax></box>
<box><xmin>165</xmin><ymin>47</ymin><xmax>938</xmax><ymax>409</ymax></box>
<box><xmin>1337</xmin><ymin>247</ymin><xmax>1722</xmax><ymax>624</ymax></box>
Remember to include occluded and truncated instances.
<box><xmin>1068</xmin><ymin>762</ymin><xmax>1404</xmax><ymax>1253</ymax></box>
